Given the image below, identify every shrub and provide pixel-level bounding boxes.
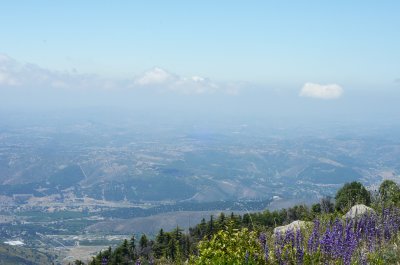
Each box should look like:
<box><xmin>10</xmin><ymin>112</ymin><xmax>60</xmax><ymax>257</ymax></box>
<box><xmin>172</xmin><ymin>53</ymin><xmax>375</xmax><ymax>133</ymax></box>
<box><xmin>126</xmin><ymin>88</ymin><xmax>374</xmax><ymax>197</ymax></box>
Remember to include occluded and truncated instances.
<box><xmin>191</xmin><ymin>223</ymin><xmax>264</xmax><ymax>265</ymax></box>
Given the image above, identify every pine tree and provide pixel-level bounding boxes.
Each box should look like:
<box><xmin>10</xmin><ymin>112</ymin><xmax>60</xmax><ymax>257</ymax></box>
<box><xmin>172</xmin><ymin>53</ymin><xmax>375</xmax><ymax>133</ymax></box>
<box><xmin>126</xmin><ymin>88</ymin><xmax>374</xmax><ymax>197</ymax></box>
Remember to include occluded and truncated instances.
<box><xmin>129</xmin><ymin>235</ymin><xmax>137</xmax><ymax>260</ymax></box>
<box><xmin>207</xmin><ymin>215</ymin><xmax>214</xmax><ymax>236</ymax></box>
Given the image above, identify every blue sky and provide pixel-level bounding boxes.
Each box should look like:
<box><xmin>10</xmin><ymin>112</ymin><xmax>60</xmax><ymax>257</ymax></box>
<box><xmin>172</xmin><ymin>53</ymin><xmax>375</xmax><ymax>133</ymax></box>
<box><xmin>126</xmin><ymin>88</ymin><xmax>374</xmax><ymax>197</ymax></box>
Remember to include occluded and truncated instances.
<box><xmin>1</xmin><ymin>1</ymin><xmax>399</xmax><ymax>85</ymax></box>
<box><xmin>0</xmin><ymin>1</ymin><xmax>399</xmax><ymax>122</ymax></box>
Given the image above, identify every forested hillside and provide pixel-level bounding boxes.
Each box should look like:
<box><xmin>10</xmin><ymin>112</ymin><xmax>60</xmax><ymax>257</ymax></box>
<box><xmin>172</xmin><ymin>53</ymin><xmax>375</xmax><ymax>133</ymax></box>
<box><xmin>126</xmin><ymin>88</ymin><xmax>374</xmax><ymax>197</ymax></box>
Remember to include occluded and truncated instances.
<box><xmin>73</xmin><ymin>180</ymin><xmax>400</xmax><ymax>264</ymax></box>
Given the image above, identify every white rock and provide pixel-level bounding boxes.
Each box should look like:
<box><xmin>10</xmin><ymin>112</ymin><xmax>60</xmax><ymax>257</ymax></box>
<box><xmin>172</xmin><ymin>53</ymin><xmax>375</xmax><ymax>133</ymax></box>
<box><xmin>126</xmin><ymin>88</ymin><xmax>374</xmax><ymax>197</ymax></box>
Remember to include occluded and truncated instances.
<box><xmin>344</xmin><ymin>204</ymin><xmax>375</xmax><ymax>219</ymax></box>
<box><xmin>274</xmin><ymin>220</ymin><xmax>312</xmax><ymax>235</ymax></box>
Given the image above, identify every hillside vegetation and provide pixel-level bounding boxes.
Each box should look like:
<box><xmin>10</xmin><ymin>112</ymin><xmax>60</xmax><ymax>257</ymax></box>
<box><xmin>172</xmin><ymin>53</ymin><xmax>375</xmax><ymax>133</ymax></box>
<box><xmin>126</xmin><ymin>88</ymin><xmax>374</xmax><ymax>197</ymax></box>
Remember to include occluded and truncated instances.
<box><xmin>72</xmin><ymin>180</ymin><xmax>400</xmax><ymax>265</ymax></box>
<box><xmin>0</xmin><ymin>243</ymin><xmax>52</xmax><ymax>265</ymax></box>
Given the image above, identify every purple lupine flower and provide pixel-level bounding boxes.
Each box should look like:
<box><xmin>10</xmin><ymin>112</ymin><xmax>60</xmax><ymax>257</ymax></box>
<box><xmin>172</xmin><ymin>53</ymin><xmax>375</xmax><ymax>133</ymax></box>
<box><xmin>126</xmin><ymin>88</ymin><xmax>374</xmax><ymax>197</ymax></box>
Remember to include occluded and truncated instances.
<box><xmin>342</xmin><ymin>219</ymin><xmax>357</xmax><ymax>265</ymax></box>
<box><xmin>295</xmin><ymin>229</ymin><xmax>304</xmax><ymax>264</ymax></box>
<box><xmin>365</xmin><ymin>213</ymin><xmax>377</xmax><ymax>251</ymax></box>
<box><xmin>355</xmin><ymin>215</ymin><xmax>364</xmax><ymax>240</ymax></box>
<box><xmin>320</xmin><ymin>226</ymin><xmax>334</xmax><ymax>257</ymax></box>
<box><xmin>376</xmin><ymin>220</ymin><xmax>383</xmax><ymax>246</ymax></box>
<box><xmin>308</xmin><ymin>219</ymin><xmax>320</xmax><ymax>254</ymax></box>
<box><xmin>135</xmin><ymin>259</ymin><xmax>141</xmax><ymax>265</ymax></box>
<box><xmin>284</xmin><ymin>228</ymin><xmax>295</xmax><ymax>247</ymax></box>
<box><xmin>331</xmin><ymin>218</ymin><xmax>344</xmax><ymax>259</ymax></box>
<box><xmin>369</xmin><ymin>212</ymin><xmax>380</xmax><ymax>251</ymax></box>
<box><xmin>274</xmin><ymin>231</ymin><xmax>283</xmax><ymax>265</ymax></box>
<box><xmin>259</xmin><ymin>233</ymin><xmax>269</xmax><ymax>262</ymax></box>
<box><xmin>101</xmin><ymin>257</ymin><xmax>108</xmax><ymax>265</ymax></box>
<box><xmin>383</xmin><ymin>208</ymin><xmax>391</xmax><ymax>242</ymax></box>
<box><xmin>259</xmin><ymin>233</ymin><xmax>267</xmax><ymax>247</ymax></box>
<box><xmin>392</xmin><ymin>208</ymin><xmax>400</xmax><ymax>231</ymax></box>
<box><xmin>384</xmin><ymin>207</ymin><xmax>400</xmax><ymax>242</ymax></box>
<box><xmin>287</xmin><ymin>208</ymin><xmax>400</xmax><ymax>265</ymax></box>
<box><xmin>245</xmin><ymin>250</ymin><xmax>249</xmax><ymax>264</ymax></box>
<box><xmin>281</xmin><ymin>228</ymin><xmax>295</xmax><ymax>264</ymax></box>
<box><xmin>264</xmin><ymin>242</ymin><xmax>269</xmax><ymax>262</ymax></box>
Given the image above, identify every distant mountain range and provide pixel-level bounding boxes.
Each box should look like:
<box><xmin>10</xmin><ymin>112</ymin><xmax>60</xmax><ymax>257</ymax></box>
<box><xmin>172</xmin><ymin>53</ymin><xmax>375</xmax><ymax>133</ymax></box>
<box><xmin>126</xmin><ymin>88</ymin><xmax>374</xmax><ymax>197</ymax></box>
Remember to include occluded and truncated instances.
<box><xmin>1</xmin><ymin>119</ymin><xmax>399</xmax><ymax>206</ymax></box>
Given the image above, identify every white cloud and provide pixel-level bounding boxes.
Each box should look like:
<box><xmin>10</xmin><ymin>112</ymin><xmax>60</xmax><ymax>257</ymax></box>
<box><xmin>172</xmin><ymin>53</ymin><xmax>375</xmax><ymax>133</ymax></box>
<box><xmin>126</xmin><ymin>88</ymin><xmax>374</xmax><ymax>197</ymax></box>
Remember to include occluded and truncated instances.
<box><xmin>0</xmin><ymin>53</ymin><xmax>117</xmax><ymax>90</ymax></box>
<box><xmin>300</xmin><ymin>82</ymin><xmax>343</xmax><ymax>99</ymax></box>
<box><xmin>133</xmin><ymin>67</ymin><xmax>236</xmax><ymax>95</ymax></box>
<box><xmin>134</xmin><ymin>67</ymin><xmax>177</xmax><ymax>86</ymax></box>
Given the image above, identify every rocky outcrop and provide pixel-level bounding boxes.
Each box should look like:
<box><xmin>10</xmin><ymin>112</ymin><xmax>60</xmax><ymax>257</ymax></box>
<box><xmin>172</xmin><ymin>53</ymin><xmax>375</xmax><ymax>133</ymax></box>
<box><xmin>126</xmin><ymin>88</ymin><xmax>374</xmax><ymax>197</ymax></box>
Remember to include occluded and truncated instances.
<box><xmin>344</xmin><ymin>204</ymin><xmax>375</xmax><ymax>219</ymax></box>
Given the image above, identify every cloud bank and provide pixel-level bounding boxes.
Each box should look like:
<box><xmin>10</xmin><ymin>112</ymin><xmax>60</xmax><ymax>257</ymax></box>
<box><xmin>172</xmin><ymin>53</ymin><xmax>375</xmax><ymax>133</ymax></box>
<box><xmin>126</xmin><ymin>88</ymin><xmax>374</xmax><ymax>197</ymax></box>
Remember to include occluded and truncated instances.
<box><xmin>0</xmin><ymin>53</ymin><xmax>118</xmax><ymax>90</ymax></box>
<box><xmin>0</xmin><ymin>54</ymin><xmax>238</xmax><ymax>95</ymax></box>
<box><xmin>299</xmin><ymin>82</ymin><xmax>343</xmax><ymax>99</ymax></box>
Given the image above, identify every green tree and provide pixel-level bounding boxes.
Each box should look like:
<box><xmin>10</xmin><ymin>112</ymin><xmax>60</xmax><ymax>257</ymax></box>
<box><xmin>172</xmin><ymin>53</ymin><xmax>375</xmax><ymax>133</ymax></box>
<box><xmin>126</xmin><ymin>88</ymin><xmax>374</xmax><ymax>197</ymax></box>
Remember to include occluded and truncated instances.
<box><xmin>153</xmin><ymin>229</ymin><xmax>165</xmax><ymax>258</ymax></box>
<box><xmin>242</xmin><ymin>213</ymin><xmax>251</xmax><ymax>226</ymax></box>
<box><xmin>217</xmin><ymin>212</ymin><xmax>226</xmax><ymax>230</ymax></box>
<box><xmin>379</xmin><ymin>180</ymin><xmax>400</xmax><ymax>206</ymax></box>
<box><xmin>335</xmin><ymin>181</ymin><xmax>371</xmax><ymax>211</ymax></box>
<box><xmin>139</xmin><ymin>234</ymin><xmax>148</xmax><ymax>250</ymax></box>
<box><xmin>311</xmin><ymin>203</ymin><xmax>321</xmax><ymax>214</ymax></box>
<box><xmin>199</xmin><ymin>218</ymin><xmax>206</xmax><ymax>237</ymax></box>
<box><xmin>207</xmin><ymin>215</ymin><xmax>214</xmax><ymax>236</ymax></box>
<box><xmin>129</xmin><ymin>235</ymin><xmax>137</xmax><ymax>260</ymax></box>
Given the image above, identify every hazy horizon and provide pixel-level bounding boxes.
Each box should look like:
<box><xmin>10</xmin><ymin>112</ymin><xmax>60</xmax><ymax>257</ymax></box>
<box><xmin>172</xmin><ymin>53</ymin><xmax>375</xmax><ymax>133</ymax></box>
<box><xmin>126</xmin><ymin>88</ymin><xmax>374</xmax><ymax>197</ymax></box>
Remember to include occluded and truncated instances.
<box><xmin>1</xmin><ymin>1</ymin><xmax>400</xmax><ymax>129</ymax></box>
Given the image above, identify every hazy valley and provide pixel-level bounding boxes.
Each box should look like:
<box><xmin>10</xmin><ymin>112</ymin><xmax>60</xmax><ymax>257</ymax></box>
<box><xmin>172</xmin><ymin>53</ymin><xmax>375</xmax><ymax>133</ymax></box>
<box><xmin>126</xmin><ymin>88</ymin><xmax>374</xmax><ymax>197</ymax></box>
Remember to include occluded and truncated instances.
<box><xmin>0</xmin><ymin>112</ymin><xmax>399</xmax><ymax>263</ymax></box>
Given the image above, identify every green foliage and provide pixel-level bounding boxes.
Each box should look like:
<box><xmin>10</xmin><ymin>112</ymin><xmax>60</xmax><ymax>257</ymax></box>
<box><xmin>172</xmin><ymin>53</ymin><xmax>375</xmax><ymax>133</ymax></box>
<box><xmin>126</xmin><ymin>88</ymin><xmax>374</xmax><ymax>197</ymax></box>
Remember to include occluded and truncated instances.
<box><xmin>379</xmin><ymin>180</ymin><xmax>400</xmax><ymax>206</ymax></box>
<box><xmin>311</xmin><ymin>203</ymin><xmax>321</xmax><ymax>214</ymax></box>
<box><xmin>85</xmin><ymin>204</ymin><xmax>316</xmax><ymax>264</ymax></box>
<box><xmin>139</xmin><ymin>234</ymin><xmax>148</xmax><ymax>249</ymax></box>
<box><xmin>335</xmin><ymin>181</ymin><xmax>371</xmax><ymax>211</ymax></box>
<box><xmin>191</xmin><ymin>222</ymin><xmax>264</xmax><ymax>265</ymax></box>
<box><xmin>286</xmin><ymin>204</ymin><xmax>313</xmax><ymax>222</ymax></box>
